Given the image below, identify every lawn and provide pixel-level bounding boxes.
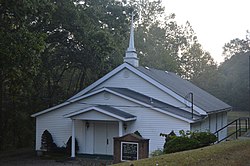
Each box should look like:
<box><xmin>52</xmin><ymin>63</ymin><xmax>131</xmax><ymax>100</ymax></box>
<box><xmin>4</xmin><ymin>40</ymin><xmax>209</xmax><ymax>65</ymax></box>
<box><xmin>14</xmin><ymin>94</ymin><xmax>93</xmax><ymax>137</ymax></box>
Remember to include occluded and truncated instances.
<box><xmin>113</xmin><ymin>139</ymin><xmax>250</xmax><ymax>166</ymax></box>
<box><xmin>227</xmin><ymin>110</ymin><xmax>250</xmax><ymax>122</ymax></box>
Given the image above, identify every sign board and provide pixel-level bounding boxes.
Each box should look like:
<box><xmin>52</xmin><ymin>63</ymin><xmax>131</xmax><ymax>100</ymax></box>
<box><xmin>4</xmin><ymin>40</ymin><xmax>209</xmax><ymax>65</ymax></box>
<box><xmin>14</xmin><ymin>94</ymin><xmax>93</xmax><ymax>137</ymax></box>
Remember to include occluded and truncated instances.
<box><xmin>121</xmin><ymin>142</ymin><xmax>138</xmax><ymax>161</ymax></box>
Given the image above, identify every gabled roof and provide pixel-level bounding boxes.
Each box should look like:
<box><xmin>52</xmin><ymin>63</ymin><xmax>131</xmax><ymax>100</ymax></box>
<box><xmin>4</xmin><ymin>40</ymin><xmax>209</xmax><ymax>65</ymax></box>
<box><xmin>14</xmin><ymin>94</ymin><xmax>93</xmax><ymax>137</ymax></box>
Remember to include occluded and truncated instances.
<box><xmin>31</xmin><ymin>63</ymin><xmax>231</xmax><ymax>118</ymax></box>
<box><xmin>64</xmin><ymin>105</ymin><xmax>136</xmax><ymax>121</ymax></box>
<box><xmin>68</xmin><ymin>63</ymin><xmax>207</xmax><ymax>115</ymax></box>
<box><xmin>137</xmin><ymin>67</ymin><xmax>232</xmax><ymax>113</ymax></box>
<box><xmin>106</xmin><ymin>87</ymin><xmax>201</xmax><ymax>121</ymax></box>
<box><xmin>32</xmin><ymin>86</ymin><xmax>198</xmax><ymax>123</ymax></box>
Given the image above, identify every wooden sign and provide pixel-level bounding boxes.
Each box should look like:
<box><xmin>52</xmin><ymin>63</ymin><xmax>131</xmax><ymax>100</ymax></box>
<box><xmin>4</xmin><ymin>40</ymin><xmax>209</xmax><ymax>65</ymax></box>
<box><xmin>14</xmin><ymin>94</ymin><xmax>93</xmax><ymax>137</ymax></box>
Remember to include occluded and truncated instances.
<box><xmin>121</xmin><ymin>142</ymin><xmax>138</xmax><ymax>161</ymax></box>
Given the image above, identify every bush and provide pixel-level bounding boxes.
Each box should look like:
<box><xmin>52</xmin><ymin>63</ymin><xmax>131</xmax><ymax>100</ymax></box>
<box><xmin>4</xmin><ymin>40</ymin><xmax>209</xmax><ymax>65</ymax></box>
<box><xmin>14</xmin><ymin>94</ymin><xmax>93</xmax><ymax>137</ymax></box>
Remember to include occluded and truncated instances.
<box><xmin>190</xmin><ymin>131</ymin><xmax>217</xmax><ymax>147</ymax></box>
<box><xmin>40</xmin><ymin>130</ymin><xmax>57</xmax><ymax>152</ymax></box>
<box><xmin>150</xmin><ymin>149</ymin><xmax>164</xmax><ymax>157</ymax></box>
<box><xmin>164</xmin><ymin>136</ymin><xmax>199</xmax><ymax>153</ymax></box>
<box><xmin>162</xmin><ymin>131</ymin><xmax>217</xmax><ymax>154</ymax></box>
<box><xmin>66</xmin><ymin>136</ymin><xmax>79</xmax><ymax>154</ymax></box>
<box><xmin>160</xmin><ymin>131</ymin><xmax>177</xmax><ymax>150</ymax></box>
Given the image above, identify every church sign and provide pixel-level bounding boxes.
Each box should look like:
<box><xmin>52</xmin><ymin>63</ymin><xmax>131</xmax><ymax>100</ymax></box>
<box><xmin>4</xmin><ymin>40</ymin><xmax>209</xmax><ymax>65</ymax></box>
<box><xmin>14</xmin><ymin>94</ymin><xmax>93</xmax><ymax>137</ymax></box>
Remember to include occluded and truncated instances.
<box><xmin>121</xmin><ymin>142</ymin><xmax>138</xmax><ymax>161</ymax></box>
<box><xmin>113</xmin><ymin>133</ymin><xmax>149</xmax><ymax>164</ymax></box>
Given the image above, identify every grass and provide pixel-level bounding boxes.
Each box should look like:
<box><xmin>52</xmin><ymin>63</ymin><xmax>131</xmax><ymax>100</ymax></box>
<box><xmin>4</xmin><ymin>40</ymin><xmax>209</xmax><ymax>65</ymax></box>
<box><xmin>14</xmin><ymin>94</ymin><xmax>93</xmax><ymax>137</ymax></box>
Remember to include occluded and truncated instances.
<box><xmin>113</xmin><ymin>139</ymin><xmax>250</xmax><ymax>166</ymax></box>
<box><xmin>227</xmin><ymin>110</ymin><xmax>250</xmax><ymax>122</ymax></box>
<box><xmin>226</xmin><ymin>110</ymin><xmax>250</xmax><ymax>140</ymax></box>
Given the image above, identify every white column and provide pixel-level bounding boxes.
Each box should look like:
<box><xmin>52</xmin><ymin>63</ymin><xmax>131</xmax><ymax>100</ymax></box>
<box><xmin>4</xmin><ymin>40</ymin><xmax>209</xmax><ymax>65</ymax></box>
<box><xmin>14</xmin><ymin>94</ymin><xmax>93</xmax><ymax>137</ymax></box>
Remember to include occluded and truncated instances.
<box><xmin>71</xmin><ymin>119</ymin><xmax>76</xmax><ymax>158</ymax></box>
<box><xmin>119</xmin><ymin>121</ymin><xmax>123</xmax><ymax>137</ymax></box>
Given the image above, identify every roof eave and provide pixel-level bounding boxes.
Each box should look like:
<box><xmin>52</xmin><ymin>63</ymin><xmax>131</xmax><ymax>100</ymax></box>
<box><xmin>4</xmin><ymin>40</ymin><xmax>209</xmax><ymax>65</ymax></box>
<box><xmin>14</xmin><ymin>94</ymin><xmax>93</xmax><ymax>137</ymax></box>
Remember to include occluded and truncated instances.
<box><xmin>207</xmin><ymin>107</ymin><xmax>232</xmax><ymax>115</ymax></box>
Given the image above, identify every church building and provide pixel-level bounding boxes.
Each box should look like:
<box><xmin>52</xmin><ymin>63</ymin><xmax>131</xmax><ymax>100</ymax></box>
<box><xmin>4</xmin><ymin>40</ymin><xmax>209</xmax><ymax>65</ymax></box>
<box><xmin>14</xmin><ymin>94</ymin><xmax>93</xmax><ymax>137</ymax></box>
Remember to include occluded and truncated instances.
<box><xmin>32</xmin><ymin>15</ymin><xmax>231</xmax><ymax>158</ymax></box>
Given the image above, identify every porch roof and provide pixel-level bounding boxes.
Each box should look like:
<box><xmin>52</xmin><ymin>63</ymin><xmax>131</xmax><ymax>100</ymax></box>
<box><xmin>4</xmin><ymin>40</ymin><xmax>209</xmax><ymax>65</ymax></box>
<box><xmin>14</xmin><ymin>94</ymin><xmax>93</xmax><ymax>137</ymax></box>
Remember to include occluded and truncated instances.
<box><xmin>64</xmin><ymin>105</ymin><xmax>136</xmax><ymax>121</ymax></box>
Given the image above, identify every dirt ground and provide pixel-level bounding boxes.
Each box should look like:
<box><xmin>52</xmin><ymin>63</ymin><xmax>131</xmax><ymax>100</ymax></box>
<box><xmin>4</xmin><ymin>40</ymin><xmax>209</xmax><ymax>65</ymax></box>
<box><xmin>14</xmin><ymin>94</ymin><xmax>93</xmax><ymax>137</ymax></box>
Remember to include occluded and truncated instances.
<box><xmin>0</xmin><ymin>149</ymin><xmax>113</xmax><ymax>166</ymax></box>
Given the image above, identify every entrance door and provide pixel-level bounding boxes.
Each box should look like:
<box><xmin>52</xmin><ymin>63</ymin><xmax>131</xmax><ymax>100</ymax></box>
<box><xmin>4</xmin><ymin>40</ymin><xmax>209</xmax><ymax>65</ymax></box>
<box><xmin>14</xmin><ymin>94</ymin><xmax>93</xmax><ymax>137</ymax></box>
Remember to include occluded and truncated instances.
<box><xmin>94</xmin><ymin>122</ymin><xmax>118</xmax><ymax>155</ymax></box>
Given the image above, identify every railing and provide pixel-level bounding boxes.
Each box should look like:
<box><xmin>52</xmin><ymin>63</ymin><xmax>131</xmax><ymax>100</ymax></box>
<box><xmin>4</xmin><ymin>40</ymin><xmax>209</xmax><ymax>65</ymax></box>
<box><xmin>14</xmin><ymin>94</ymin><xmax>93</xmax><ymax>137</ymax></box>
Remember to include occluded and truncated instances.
<box><xmin>214</xmin><ymin>117</ymin><xmax>250</xmax><ymax>143</ymax></box>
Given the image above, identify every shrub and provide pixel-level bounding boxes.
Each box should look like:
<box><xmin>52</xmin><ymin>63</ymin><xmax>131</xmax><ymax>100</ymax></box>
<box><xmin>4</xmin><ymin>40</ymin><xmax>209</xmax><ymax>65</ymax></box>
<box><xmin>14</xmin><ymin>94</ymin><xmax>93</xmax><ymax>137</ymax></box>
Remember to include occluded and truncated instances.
<box><xmin>190</xmin><ymin>131</ymin><xmax>217</xmax><ymax>147</ymax></box>
<box><xmin>164</xmin><ymin>136</ymin><xmax>199</xmax><ymax>153</ymax></box>
<box><xmin>40</xmin><ymin>130</ymin><xmax>57</xmax><ymax>152</ymax></box>
<box><xmin>150</xmin><ymin>149</ymin><xmax>164</xmax><ymax>157</ymax></box>
<box><xmin>66</xmin><ymin>136</ymin><xmax>79</xmax><ymax>154</ymax></box>
<box><xmin>162</xmin><ymin>130</ymin><xmax>218</xmax><ymax>154</ymax></box>
<box><xmin>160</xmin><ymin>131</ymin><xmax>177</xmax><ymax>150</ymax></box>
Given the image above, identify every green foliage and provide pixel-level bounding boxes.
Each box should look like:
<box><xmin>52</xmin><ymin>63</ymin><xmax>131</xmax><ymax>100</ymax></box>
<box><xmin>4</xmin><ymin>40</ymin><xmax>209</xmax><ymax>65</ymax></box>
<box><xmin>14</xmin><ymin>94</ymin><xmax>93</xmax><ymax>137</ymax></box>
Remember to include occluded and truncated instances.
<box><xmin>0</xmin><ymin>0</ymin><xmax>224</xmax><ymax>152</ymax></box>
<box><xmin>217</xmin><ymin>52</ymin><xmax>250</xmax><ymax>112</ymax></box>
<box><xmin>0</xmin><ymin>0</ymin><xmax>55</xmax><ymax>151</ymax></box>
<box><xmin>150</xmin><ymin>149</ymin><xmax>164</xmax><ymax>157</ymax></box>
<box><xmin>160</xmin><ymin>131</ymin><xmax>177</xmax><ymax>151</ymax></box>
<box><xmin>179</xmin><ymin>130</ymin><xmax>192</xmax><ymax>137</ymax></box>
<box><xmin>164</xmin><ymin>136</ymin><xmax>199</xmax><ymax>154</ymax></box>
<box><xmin>41</xmin><ymin>130</ymin><xmax>57</xmax><ymax>152</ymax></box>
<box><xmin>190</xmin><ymin>131</ymin><xmax>217</xmax><ymax>147</ymax></box>
<box><xmin>163</xmin><ymin>130</ymin><xmax>217</xmax><ymax>154</ymax></box>
<box><xmin>0</xmin><ymin>0</ymin><xmax>130</xmax><ymax>151</ymax></box>
<box><xmin>222</xmin><ymin>31</ymin><xmax>250</xmax><ymax>60</ymax></box>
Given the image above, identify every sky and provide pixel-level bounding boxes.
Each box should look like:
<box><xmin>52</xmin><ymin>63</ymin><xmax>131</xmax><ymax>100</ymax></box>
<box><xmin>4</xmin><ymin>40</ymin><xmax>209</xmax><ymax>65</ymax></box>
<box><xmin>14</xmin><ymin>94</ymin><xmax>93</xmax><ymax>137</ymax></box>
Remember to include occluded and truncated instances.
<box><xmin>162</xmin><ymin>0</ymin><xmax>250</xmax><ymax>63</ymax></box>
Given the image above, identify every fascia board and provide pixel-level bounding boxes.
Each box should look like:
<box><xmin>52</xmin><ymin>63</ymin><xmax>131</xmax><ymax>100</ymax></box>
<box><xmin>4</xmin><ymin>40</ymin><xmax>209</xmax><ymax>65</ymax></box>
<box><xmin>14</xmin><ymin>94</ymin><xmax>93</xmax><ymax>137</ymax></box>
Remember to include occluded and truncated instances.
<box><xmin>64</xmin><ymin>106</ymin><xmax>136</xmax><ymax>121</ymax></box>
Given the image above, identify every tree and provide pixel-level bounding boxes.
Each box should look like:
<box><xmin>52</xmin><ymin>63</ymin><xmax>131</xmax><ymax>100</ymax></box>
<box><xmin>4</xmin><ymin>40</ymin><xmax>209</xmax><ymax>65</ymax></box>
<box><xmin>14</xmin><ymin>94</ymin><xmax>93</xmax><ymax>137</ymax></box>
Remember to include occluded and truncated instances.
<box><xmin>181</xmin><ymin>42</ymin><xmax>216</xmax><ymax>80</ymax></box>
<box><xmin>217</xmin><ymin>52</ymin><xmax>250</xmax><ymax>112</ymax></box>
<box><xmin>0</xmin><ymin>0</ymin><xmax>55</xmax><ymax>150</ymax></box>
<box><xmin>32</xmin><ymin>0</ymin><xmax>132</xmax><ymax>109</ymax></box>
<box><xmin>66</xmin><ymin>136</ymin><xmax>79</xmax><ymax>154</ymax></box>
<box><xmin>223</xmin><ymin>31</ymin><xmax>250</xmax><ymax>60</ymax></box>
<box><xmin>126</xmin><ymin>0</ymin><xmax>187</xmax><ymax>73</ymax></box>
<box><xmin>41</xmin><ymin>130</ymin><xmax>57</xmax><ymax>152</ymax></box>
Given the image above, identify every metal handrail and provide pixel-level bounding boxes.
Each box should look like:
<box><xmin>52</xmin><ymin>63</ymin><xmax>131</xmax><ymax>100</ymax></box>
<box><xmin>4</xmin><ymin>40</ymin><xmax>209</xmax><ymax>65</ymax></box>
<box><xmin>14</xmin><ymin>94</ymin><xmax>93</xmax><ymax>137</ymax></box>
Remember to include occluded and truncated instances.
<box><xmin>214</xmin><ymin>117</ymin><xmax>250</xmax><ymax>143</ymax></box>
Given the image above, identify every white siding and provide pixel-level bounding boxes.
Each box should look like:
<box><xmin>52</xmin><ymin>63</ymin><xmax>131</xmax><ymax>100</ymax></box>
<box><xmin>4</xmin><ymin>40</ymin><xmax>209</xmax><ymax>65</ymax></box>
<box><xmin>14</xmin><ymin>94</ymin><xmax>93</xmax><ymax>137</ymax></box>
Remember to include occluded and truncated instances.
<box><xmin>92</xmin><ymin>69</ymin><xmax>187</xmax><ymax>110</ymax></box>
<box><xmin>84</xmin><ymin>92</ymin><xmax>190</xmax><ymax>153</ymax></box>
<box><xmin>191</xmin><ymin>112</ymin><xmax>228</xmax><ymax>141</ymax></box>
<box><xmin>35</xmin><ymin>101</ymin><xmax>91</xmax><ymax>151</ymax></box>
<box><xmin>36</xmin><ymin>87</ymin><xmax>191</xmax><ymax>154</ymax></box>
<box><xmin>72</xmin><ymin>110</ymin><xmax>118</xmax><ymax>121</ymax></box>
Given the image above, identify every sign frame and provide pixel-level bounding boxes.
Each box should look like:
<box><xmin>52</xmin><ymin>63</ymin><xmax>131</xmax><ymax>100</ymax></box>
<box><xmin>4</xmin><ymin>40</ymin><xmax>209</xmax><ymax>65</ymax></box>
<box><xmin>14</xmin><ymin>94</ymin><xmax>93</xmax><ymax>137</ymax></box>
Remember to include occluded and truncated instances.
<box><xmin>120</xmin><ymin>141</ymin><xmax>139</xmax><ymax>161</ymax></box>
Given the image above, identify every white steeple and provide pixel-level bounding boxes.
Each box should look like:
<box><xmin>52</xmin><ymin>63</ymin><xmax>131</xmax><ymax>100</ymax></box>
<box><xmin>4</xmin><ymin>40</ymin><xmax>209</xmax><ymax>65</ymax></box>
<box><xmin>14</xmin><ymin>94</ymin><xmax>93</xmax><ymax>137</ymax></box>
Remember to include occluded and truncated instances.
<box><xmin>124</xmin><ymin>12</ymin><xmax>139</xmax><ymax>67</ymax></box>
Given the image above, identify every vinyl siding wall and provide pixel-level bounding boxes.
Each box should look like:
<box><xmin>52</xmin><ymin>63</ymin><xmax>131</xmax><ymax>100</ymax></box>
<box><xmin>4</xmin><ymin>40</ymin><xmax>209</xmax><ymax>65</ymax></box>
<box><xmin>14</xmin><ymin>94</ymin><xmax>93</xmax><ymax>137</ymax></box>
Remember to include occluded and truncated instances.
<box><xmin>93</xmin><ymin>69</ymin><xmax>188</xmax><ymax>111</ymax></box>
<box><xmin>35</xmin><ymin>101</ymin><xmax>91</xmax><ymax>153</ymax></box>
<box><xmin>36</xmin><ymin>91</ymin><xmax>190</xmax><ymax>154</ymax></box>
<box><xmin>83</xmin><ymin>92</ymin><xmax>191</xmax><ymax>153</ymax></box>
<box><xmin>191</xmin><ymin>111</ymin><xmax>228</xmax><ymax>141</ymax></box>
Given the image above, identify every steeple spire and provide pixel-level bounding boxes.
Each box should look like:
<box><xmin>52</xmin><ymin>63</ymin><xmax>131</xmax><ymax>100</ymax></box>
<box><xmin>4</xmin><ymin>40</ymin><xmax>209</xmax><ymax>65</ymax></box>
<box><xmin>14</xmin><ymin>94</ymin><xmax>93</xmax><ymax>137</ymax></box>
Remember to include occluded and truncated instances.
<box><xmin>124</xmin><ymin>12</ymin><xmax>139</xmax><ymax>67</ymax></box>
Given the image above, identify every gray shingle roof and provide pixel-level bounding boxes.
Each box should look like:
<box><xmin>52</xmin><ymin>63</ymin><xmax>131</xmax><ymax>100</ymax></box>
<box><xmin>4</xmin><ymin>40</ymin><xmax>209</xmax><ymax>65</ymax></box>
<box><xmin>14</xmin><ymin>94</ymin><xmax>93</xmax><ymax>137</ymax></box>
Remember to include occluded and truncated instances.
<box><xmin>137</xmin><ymin>66</ymin><xmax>231</xmax><ymax>113</ymax></box>
<box><xmin>96</xmin><ymin>105</ymin><xmax>136</xmax><ymax>119</ymax></box>
<box><xmin>107</xmin><ymin>87</ymin><xmax>202</xmax><ymax>121</ymax></box>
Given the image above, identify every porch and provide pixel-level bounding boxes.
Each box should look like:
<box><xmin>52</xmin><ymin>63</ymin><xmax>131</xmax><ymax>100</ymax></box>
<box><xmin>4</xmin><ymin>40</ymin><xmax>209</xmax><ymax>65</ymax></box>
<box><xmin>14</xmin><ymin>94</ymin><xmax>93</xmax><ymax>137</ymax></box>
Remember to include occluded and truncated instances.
<box><xmin>63</xmin><ymin>105</ymin><xmax>136</xmax><ymax>158</ymax></box>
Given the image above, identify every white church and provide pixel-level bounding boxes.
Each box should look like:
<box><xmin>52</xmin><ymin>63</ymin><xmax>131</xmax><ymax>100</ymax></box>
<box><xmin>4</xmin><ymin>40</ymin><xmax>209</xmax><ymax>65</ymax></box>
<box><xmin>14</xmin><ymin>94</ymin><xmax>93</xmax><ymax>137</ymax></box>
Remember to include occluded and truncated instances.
<box><xmin>32</xmin><ymin>15</ymin><xmax>231</xmax><ymax>158</ymax></box>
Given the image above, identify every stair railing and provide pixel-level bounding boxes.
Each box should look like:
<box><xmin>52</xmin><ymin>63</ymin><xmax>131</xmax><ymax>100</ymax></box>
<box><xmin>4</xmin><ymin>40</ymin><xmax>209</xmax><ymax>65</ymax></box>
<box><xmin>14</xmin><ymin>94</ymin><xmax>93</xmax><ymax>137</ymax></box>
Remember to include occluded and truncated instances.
<box><xmin>214</xmin><ymin>117</ymin><xmax>250</xmax><ymax>143</ymax></box>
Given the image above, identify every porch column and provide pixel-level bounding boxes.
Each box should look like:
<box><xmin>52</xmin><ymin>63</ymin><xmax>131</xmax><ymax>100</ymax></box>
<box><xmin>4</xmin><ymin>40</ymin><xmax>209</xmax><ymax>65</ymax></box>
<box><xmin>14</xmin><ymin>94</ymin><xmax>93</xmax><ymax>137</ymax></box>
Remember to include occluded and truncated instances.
<box><xmin>119</xmin><ymin>121</ymin><xmax>123</xmax><ymax>136</ymax></box>
<box><xmin>71</xmin><ymin>119</ymin><xmax>76</xmax><ymax>158</ymax></box>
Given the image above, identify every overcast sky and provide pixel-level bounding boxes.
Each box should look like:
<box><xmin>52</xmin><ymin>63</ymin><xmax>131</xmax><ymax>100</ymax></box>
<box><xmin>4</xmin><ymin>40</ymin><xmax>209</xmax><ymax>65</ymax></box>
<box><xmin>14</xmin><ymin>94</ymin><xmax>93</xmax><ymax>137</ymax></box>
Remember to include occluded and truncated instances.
<box><xmin>162</xmin><ymin>0</ymin><xmax>250</xmax><ymax>63</ymax></box>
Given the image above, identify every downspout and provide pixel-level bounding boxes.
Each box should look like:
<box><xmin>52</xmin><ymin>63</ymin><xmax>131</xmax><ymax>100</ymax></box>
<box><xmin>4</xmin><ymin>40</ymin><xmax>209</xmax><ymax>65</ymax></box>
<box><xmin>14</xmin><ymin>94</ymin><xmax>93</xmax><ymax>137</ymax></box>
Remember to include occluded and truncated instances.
<box><xmin>190</xmin><ymin>92</ymin><xmax>194</xmax><ymax>119</ymax></box>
